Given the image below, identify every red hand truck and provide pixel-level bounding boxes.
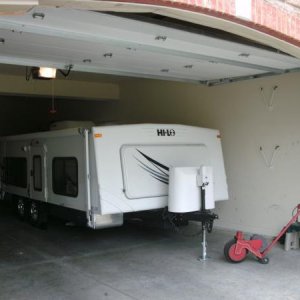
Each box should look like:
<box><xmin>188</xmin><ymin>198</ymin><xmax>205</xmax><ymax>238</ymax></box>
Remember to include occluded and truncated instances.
<box><xmin>224</xmin><ymin>204</ymin><xmax>300</xmax><ymax>264</ymax></box>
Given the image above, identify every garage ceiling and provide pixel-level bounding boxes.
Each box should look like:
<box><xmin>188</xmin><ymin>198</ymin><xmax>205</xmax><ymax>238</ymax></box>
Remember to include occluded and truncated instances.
<box><xmin>0</xmin><ymin>7</ymin><xmax>300</xmax><ymax>86</ymax></box>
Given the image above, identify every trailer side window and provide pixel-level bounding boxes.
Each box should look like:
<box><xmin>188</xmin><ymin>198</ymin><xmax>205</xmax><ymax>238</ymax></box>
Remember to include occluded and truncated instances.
<box><xmin>33</xmin><ymin>155</ymin><xmax>42</xmax><ymax>191</ymax></box>
<box><xmin>52</xmin><ymin>157</ymin><xmax>78</xmax><ymax>197</ymax></box>
<box><xmin>3</xmin><ymin>157</ymin><xmax>27</xmax><ymax>188</ymax></box>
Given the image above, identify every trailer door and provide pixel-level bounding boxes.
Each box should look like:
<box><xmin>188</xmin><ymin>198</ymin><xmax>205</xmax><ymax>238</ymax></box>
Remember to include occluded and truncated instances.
<box><xmin>30</xmin><ymin>145</ymin><xmax>47</xmax><ymax>202</ymax></box>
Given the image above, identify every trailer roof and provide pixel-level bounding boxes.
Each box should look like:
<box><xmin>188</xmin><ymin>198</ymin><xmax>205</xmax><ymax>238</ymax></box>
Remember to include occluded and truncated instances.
<box><xmin>0</xmin><ymin>127</ymin><xmax>81</xmax><ymax>141</ymax></box>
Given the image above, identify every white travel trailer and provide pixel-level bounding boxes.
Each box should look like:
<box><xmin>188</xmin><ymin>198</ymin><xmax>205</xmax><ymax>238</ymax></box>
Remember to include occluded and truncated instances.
<box><xmin>0</xmin><ymin>124</ymin><xmax>228</xmax><ymax>229</ymax></box>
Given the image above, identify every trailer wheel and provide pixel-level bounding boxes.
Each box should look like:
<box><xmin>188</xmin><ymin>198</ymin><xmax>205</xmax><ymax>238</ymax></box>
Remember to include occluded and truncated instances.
<box><xmin>29</xmin><ymin>201</ymin><xmax>47</xmax><ymax>229</ymax></box>
<box><xmin>16</xmin><ymin>197</ymin><xmax>28</xmax><ymax>221</ymax></box>
<box><xmin>224</xmin><ymin>239</ymin><xmax>247</xmax><ymax>263</ymax></box>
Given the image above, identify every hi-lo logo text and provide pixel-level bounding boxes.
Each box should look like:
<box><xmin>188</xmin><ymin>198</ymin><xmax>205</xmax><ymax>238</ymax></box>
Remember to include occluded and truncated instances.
<box><xmin>157</xmin><ymin>129</ymin><xmax>175</xmax><ymax>136</ymax></box>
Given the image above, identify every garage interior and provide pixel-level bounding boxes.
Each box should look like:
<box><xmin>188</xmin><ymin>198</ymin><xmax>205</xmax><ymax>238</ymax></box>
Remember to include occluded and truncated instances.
<box><xmin>1</xmin><ymin>2</ymin><xmax>300</xmax><ymax>299</ymax></box>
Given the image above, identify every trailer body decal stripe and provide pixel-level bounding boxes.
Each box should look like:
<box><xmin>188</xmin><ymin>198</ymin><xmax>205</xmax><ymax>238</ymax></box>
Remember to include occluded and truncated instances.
<box><xmin>135</xmin><ymin>149</ymin><xmax>169</xmax><ymax>184</ymax></box>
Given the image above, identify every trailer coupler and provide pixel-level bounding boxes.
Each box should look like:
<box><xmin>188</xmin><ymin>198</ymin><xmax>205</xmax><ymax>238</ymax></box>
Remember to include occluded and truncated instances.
<box><xmin>185</xmin><ymin>210</ymin><xmax>218</xmax><ymax>233</ymax></box>
<box><xmin>164</xmin><ymin>209</ymin><xmax>218</xmax><ymax>231</ymax></box>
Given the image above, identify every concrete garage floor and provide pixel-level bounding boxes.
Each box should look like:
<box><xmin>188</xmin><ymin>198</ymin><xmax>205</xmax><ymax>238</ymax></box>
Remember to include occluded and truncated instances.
<box><xmin>0</xmin><ymin>202</ymin><xmax>300</xmax><ymax>300</ymax></box>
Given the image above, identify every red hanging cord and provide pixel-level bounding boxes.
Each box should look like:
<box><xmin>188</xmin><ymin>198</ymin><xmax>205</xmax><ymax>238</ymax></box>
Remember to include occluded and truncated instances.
<box><xmin>49</xmin><ymin>79</ymin><xmax>57</xmax><ymax>114</ymax></box>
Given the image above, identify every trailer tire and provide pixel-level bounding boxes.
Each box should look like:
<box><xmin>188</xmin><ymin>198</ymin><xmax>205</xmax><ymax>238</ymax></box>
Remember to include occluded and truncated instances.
<box><xmin>29</xmin><ymin>201</ymin><xmax>47</xmax><ymax>229</ymax></box>
<box><xmin>224</xmin><ymin>239</ymin><xmax>247</xmax><ymax>263</ymax></box>
<box><xmin>16</xmin><ymin>197</ymin><xmax>29</xmax><ymax>221</ymax></box>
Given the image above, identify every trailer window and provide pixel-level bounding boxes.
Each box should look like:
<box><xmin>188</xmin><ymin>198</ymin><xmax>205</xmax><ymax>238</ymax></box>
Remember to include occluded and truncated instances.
<box><xmin>3</xmin><ymin>157</ymin><xmax>27</xmax><ymax>188</ymax></box>
<box><xmin>52</xmin><ymin>157</ymin><xmax>78</xmax><ymax>197</ymax></box>
<box><xmin>33</xmin><ymin>155</ymin><xmax>42</xmax><ymax>191</ymax></box>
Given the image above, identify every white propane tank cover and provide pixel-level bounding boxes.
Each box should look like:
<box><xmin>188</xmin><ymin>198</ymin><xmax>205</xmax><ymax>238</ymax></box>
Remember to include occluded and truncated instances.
<box><xmin>168</xmin><ymin>167</ymin><xmax>201</xmax><ymax>213</ymax></box>
<box><xmin>200</xmin><ymin>166</ymin><xmax>215</xmax><ymax>210</ymax></box>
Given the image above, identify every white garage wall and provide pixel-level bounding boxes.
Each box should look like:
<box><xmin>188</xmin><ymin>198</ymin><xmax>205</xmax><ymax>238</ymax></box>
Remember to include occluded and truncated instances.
<box><xmin>119</xmin><ymin>72</ymin><xmax>300</xmax><ymax>236</ymax></box>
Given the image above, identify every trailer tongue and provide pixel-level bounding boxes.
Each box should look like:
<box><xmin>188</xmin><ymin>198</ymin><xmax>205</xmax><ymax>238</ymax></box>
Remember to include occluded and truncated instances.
<box><xmin>167</xmin><ymin>166</ymin><xmax>218</xmax><ymax>260</ymax></box>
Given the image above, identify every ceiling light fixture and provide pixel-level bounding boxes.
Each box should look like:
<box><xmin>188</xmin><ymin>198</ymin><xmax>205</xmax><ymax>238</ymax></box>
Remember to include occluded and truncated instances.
<box><xmin>25</xmin><ymin>64</ymin><xmax>73</xmax><ymax>81</ymax></box>
<box><xmin>39</xmin><ymin>67</ymin><xmax>56</xmax><ymax>79</ymax></box>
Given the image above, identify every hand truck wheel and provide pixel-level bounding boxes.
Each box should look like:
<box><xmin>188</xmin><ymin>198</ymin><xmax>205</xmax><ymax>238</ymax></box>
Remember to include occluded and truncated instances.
<box><xmin>258</xmin><ymin>257</ymin><xmax>269</xmax><ymax>264</ymax></box>
<box><xmin>224</xmin><ymin>239</ymin><xmax>247</xmax><ymax>263</ymax></box>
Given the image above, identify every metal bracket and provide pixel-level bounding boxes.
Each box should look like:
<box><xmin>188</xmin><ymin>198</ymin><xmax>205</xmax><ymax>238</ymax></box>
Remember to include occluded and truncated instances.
<box><xmin>259</xmin><ymin>145</ymin><xmax>280</xmax><ymax>169</ymax></box>
<box><xmin>260</xmin><ymin>86</ymin><xmax>278</xmax><ymax>111</ymax></box>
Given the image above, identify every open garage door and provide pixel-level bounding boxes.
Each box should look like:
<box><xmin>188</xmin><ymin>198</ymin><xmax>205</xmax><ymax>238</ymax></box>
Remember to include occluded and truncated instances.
<box><xmin>0</xmin><ymin>7</ymin><xmax>299</xmax><ymax>86</ymax></box>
